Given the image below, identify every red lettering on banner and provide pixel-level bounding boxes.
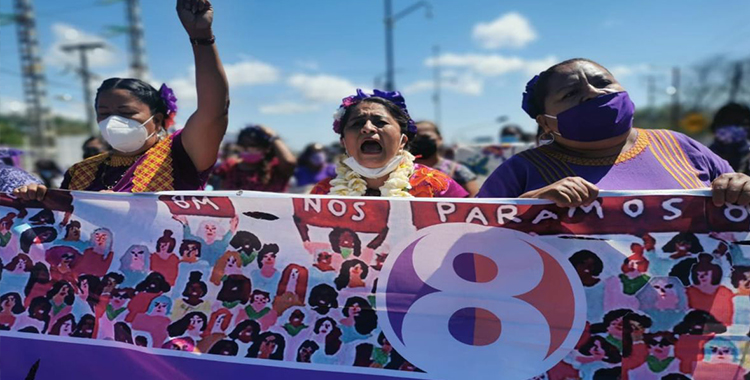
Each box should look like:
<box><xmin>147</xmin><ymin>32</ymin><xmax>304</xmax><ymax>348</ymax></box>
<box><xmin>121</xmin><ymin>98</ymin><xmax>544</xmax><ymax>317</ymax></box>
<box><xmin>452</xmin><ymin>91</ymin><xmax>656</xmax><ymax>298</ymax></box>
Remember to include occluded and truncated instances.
<box><xmin>412</xmin><ymin>195</ymin><xmax>711</xmax><ymax>235</ymax></box>
<box><xmin>159</xmin><ymin>195</ymin><xmax>236</xmax><ymax>218</ymax></box>
<box><xmin>293</xmin><ymin>198</ymin><xmax>389</xmax><ymax>233</ymax></box>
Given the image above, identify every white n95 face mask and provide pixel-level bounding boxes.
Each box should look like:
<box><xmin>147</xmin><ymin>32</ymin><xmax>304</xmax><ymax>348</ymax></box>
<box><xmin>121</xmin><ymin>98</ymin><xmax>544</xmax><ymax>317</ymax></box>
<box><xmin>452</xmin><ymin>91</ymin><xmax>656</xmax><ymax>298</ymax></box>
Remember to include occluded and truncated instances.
<box><xmin>343</xmin><ymin>154</ymin><xmax>404</xmax><ymax>179</ymax></box>
<box><xmin>98</xmin><ymin>115</ymin><xmax>156</xmax><ymax>153</ymax></box>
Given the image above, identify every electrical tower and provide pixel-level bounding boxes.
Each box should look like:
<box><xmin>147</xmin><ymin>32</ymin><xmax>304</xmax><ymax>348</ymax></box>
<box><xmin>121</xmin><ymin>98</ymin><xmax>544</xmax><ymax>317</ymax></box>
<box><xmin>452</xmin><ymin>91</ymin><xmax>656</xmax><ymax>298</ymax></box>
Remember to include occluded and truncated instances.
<box><xmin>125</xmin><ymin>0</ymin><xmax>148</xmax><ymax>79</ymax></box>
<box><xmin>14</xmin><ymin>0</ymin><xmax>55</xmax><ymax>159</ymax></box>
<box><xmin>62</xmin><ymin>42</ymin><xmax>106</xmax><ymax>136</ymax></box>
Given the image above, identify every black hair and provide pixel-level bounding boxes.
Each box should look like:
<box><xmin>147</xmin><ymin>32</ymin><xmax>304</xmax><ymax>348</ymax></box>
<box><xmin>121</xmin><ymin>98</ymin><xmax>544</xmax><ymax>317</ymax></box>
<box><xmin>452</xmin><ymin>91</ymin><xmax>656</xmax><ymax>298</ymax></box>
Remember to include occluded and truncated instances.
<box><xmin>217</xmin><ymin>274</ymin><xmax>251</xmax><ymax>304</ymax></box>
<box><xmin>313</xmin><ymin>317</ymin><xmax>337</xmax><ymax>334</ymax></box>
<box><xmin>590</xmin><ymin>309</ymin><xmax>632</xmax><ymax>334</ymax></box>
<box><xmin>579</xmin><ymin>336</ymin><xmax>621</xmax><ymax>364</ymax></box>
<box><xmin>257</xmin><ymin>243</ymin><xmax>279</xmax><ymax>269</ymax></box>
<box><xmin>46</xmin><ymin>281</ymin><xmax>75</xmax><ymax>306</ymax></box>
<box><xmin>669</xmin><ymin>258</ymin><xmax>698</xmax><ymax>286</ymax></box>
<box><xmin>49</xmin><ymin>313</ymin><xmax>76</xmax><ymax>336</ymax></box>
<box><xmin>182</xmin><ymin>271</ymin><xmax>208</xmax><ymax>298</ymax></box>
<box><xmin>72</xmin><ymin>314</ymin><xmax>96</xmax><ymax>338</ymax></box>
<box><xmin>20</xmin><ymin>227</ymin><xmax>57</xmax><ymax>253</ymax></box>
<box><xmin>334</xmin><ymin>259</ymin><xmax>369</xmax><ymax>291</ymax></box>
<box><xmin>103</xmin><ymin>272</ymin><xmax>125</xmax><ymax>286</ymax></box>
<box><xmin>377</xmin><ymin>331</ymin><xmax>388</xmax><ymax>346</ymax></box>
<box><xmin>246</xmin><ymin>332</ymin><xmax>285</xmax><ymax>360</ymax></box>
<box><xmin>298</xmin><ymin>143</ymin><xmax>327</xmax><ymax>167</ymax></box>
<box><xmin>691</xmin><ymin>254</ymin><xmax>723</xmax><ymax>286</ymax></box>
<box><xmin>661</xmin><ymin>232</ymin><xmax>703</xmax><ymax>253</ymax></box>
<box><xmin>344</xmin><ymin>296</ymin><xmax>378</xmax><ymax>335</ymax></box>
<box><xmin>673</xmin><ymin>310</ymin><xmax>727</xmax><ymax>335</ymax></box>
<box><xmin>527</xmin><ymin>58</ymin><xmax>609</xmax><ymax>118</ymax></box>
<box><xmin>114</xmin><ymin>322</ymin><xmax>134</xmax><ymax>344</ymax></box>
<box><xmin>29</xmin><ymin>209</ymin><xmax>54</xmax><ymax>225</ymax></box>
<box><xmin>251</xmin><ymin>289</ymin><xmax>270</xmax><ymax>302</ymax></box>
<box><xmin>329</xmin><ymin>228</ymin><xmax>362</xmax><ymax>257</ymax></box>
<box><xmin>711</xmin><ymin>102</ymin><xmax>750</xmax><ymax>131</ymax></box>
<box><xmin>64</xmin><ymin>220</ymin><xmax>82</xmax><ymax>237</ymax></box>
<box><xmin>96</xmin><ymin>78</ymin><xmax>168</xmax><ymax>128</ymax></box>
<box><xmin>338</xmin><ymin>97</ymin><xmax>415</xmax><ymax>145</ymax></box>
<box><xmin>415</xmin><ymin>120</ymin><xmax>441</xmax><ymax>137</ymax></box>
<box><xmin>731</xmin><ymin>265</ymin><xmax>750</xmax><ymax>289</ymax></box>
<box><xmin>296</xmin><ymin>340</ymin><xmax>320</xmax><ymax>362</ymax></box>
<box><xmin>569</xmin><ymin>250</ymin><xmax>604</xmax><ymax>275</ymax></box>
<box><xmin>0</xmin><ymin>292</ymin><xmax>25</xmax><ymax>314</ymax></box>
<box><xmin>167</xmin><ymin>311</ymin><xmax>207</xmax><ymax>337</ymax></box>
<box><xmin>179</xmin><ymin>240</ymin><xmax>202</xmax><ymax>258</ymax></box>
<box><xmin>308</xmin><ymin>284</ymin><xmax>339</xmax><ymax>315</ymax></box>
<box><xmin>208</xmin><ymin>339</ymin><xmax>239</xmax><ymax>356</ymax></box>
<box><xmin>230</xmin><ymin>231</ymin><xmax>262</xmax><ymax>255</ymax></box>
<box><xmin>229</xmin><ymin>319</ymin><xmax>260</xmax><ymax>342</ymax></box>
<box><xmin>135</xmin><ymin>272</ymin><xmax>171</xmax><ymax>293</ymax></box>
<box><xmin>592</xmin><ymin>366</ymin><xmax>622</xmax><ymax>380</ymax></box>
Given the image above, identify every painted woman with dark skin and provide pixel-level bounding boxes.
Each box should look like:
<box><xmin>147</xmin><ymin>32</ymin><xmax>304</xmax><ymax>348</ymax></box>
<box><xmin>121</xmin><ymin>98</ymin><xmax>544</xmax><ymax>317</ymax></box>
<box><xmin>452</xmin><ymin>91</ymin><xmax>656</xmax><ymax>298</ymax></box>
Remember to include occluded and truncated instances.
<box><xmin>478</xmin><ymin>58</ymin><xmax>750</xmax><ymax>208</ymax></box>
<box><xmin>13</xmin><ymin>0</ymin><xmax>229</xmax><ymax>200</ymax></box>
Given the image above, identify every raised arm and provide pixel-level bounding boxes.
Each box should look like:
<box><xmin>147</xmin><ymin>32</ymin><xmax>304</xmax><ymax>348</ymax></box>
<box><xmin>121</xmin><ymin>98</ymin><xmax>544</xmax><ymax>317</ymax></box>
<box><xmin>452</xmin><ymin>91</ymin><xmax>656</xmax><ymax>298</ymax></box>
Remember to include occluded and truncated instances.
<box><xmin>176</xmin><ymin>0</ymin><xmax>230</xmax><ymax>172</ymax></box>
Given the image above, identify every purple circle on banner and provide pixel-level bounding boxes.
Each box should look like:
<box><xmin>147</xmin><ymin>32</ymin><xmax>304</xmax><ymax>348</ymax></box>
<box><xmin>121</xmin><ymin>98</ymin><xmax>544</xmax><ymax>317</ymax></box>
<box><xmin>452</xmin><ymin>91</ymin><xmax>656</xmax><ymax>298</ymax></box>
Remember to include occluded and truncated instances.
<box><xmin>453</xmin><ymin>253</ymin><xmax>498</xmax><ymax>283</ymax></box>
<box><xmin>448</xmin><ymin>307</ymin><xmax>502</xmax><ymax>346</ymax></box>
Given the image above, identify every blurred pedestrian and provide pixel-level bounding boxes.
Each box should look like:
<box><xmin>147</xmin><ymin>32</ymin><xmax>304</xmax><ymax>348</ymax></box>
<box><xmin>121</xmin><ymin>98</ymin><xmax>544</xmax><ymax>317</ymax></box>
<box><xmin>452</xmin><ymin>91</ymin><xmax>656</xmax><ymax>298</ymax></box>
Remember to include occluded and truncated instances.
<box><xmin>212</xmin><ymin>125</ymin><xmax>296</xmax><ymax>192</ymax></box>
<box><xmin>709</xmin><ymin>102</ymin><xmax>750</xmax><ymax>174</ymax></box>
<box><xmin>410</xmin><ymin>121</ymin><xmax>480</xmax><ymax>197</ymax></box>
<box><xmin>294</xmin><ymin>143</ymin><xmax>336</xmax><ymax>188</ymax></box>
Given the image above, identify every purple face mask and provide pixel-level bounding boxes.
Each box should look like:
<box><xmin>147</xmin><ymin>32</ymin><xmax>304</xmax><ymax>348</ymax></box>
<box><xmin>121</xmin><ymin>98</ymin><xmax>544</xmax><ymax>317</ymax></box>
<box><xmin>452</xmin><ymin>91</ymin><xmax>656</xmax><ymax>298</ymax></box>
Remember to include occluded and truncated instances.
<box><xmin>546</xmin><ymin>92</ymin><xmax>635</xmax><ymax>142</ymax></box>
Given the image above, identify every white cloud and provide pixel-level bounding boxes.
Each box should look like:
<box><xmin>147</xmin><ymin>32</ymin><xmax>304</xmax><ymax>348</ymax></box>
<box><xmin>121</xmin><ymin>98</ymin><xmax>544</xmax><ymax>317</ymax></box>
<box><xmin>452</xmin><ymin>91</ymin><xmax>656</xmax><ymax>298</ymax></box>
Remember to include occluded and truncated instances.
<box><xmin>259</xmin><ymin>101</ymin><xmax>320</xmax><ymax>115</ymax></box>
<box><xmin>0</xmin><ymin>97</ymin><xmax>27</xmax><ymax>114</ymax></box>
<box><xmin>295</xmin><ymin>60</ymin><xmax>320</xmax><ymax>71</ymax></box>
<box><xmin>287</xmin><ymin>74</ymin><xmax>360</xmax><ymax>103</ymax></box>
<box><xmin>472</xmin><ymin>12</ymin><xmax>537</xmax><ymax>49</ymax></box>
<box><xmin>47</xmin><ymin>23</ymin><xmax>119</xmax><ymax>68</ymax></box>
<box><xmin>425</xmin><ymin>53</ymin><xmax>556</xmax><ymax>77</ymax></box>
<box><xmin>224</xmin><ymin>59</ymin><xmax>280</xmax><ymax>86</ymax></box>
<box><xmin>404</xmin><ymin>72</ymin><xmax>484</xmax><ymax>96</ymax></box>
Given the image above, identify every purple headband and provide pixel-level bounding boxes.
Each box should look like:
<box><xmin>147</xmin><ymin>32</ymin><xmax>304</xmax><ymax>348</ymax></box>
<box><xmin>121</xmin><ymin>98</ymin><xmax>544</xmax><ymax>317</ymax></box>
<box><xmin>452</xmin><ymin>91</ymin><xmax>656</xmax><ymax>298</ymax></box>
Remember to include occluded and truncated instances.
<box><xmin>521</xmin><ymin>75</ymin><xmax>540</xmax><ymax>119</ymax></box>
<box><xmin>332</xmin><ymin>89</ymin><xmax>417</xmax><ymax>134</ymax></box>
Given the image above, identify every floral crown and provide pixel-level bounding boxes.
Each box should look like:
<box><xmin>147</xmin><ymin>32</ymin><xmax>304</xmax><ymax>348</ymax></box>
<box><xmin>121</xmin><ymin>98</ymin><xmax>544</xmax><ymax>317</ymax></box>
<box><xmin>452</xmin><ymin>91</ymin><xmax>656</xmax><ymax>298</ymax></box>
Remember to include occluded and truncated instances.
<box><xmin>332</xmin><ymin>89</ymin><xmax>417</xmax><ymax>134</ymax></box>
<box><xmin>159</xmin><ymin>83</ymin><xmax>178</xmax><ymax>129</ymax></box>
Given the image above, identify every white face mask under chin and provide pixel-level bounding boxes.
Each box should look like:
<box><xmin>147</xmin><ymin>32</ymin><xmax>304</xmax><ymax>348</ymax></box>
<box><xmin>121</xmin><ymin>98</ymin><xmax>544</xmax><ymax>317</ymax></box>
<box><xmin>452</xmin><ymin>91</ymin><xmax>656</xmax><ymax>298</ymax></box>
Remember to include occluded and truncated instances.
<box><xmin>99</xmin><ymin>115</ymin><xmax>156</xmax><ymax>153</ymax></box>
<box><xmin>343</xmin><ymin>154</ymin><xmax>404</xmax><ymax>179</ymax></box>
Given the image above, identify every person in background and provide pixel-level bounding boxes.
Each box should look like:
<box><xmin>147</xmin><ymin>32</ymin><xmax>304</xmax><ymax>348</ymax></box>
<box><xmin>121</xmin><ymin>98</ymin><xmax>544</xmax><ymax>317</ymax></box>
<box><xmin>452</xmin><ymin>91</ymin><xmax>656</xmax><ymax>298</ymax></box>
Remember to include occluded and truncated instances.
<box><xmin>14</xmin><ymin>0</ymin><xmax>229</xmax><ymax>200</ymax></box>
<box><xmin>477</xmin><ymin>57</ymin><xmax>750</xmax><ymax>208</ymax></box>
<box><xmin>294</xmin><ymin>143</ymin><xmax>336</xmax><ymax>188</ymax></box>
<box><xmin>82</xmin><ymin>137</ymin><xmax>107</xmax><ymax>160</ymax></box>
<box><xmin>410</xmin><ymin>121</ymin><xmax>479</xmax><ymax>197</ymax></box>
<box><xmin>0</xmin><ymin>149</ymin><xmax>42</xmax><ymax>193</ymax></box>
<box><xmin>212</xmin><ymin>125</ymin><xmax>296</xmax><ymax>192</ymax></box>
<box><xmin>499</xmin><ymin>124</ymin><xmax>529</xmax><ymax>144</ymax></box>
<box><xmin>34</xmin><ymin>159</ymin><xmax>63</xmax><ymax>189</ymax></box>
<box><xmin>709</xmin><ymin>102</ymin><xmax>750</xmax><ymax>174</ymax></box>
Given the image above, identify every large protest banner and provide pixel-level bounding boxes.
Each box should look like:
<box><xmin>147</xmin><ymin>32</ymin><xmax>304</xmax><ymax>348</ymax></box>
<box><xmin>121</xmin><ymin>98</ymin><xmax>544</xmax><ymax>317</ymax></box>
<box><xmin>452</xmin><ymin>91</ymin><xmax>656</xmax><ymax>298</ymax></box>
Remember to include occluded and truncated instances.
<box><xmin>1</xmin><ymin>190</ymin><xmax>749</xmax><ymax>380</ymax></box>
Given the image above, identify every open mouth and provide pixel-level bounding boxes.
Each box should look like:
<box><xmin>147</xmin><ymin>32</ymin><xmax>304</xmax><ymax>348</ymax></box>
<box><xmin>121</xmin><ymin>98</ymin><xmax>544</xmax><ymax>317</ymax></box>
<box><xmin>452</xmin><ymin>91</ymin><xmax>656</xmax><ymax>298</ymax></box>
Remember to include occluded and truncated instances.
<box><xmin>360</xmin><ymin>140</ymin><xmax>383</xmax><ymax>155</ymax></box>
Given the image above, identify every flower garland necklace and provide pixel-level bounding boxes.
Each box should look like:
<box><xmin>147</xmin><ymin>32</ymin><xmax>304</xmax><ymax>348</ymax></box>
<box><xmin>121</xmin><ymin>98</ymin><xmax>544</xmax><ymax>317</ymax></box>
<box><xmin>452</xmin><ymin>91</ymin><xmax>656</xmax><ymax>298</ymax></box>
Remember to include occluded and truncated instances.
<box><xmin>328</xmin><ymin>151</ymin><xmax>416</xmax><ymax>197</ymax></box>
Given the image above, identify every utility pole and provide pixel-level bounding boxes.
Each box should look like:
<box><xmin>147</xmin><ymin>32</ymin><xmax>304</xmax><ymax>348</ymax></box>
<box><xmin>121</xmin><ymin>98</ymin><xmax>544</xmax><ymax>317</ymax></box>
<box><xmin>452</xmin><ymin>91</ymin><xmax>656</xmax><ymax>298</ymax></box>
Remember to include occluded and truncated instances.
<box><xmin>125</xmin><ymin>0</ymin><xmax>148</xmax><ymax>79</ymax></box>
<box><xmin>432</xmin><ymin>45</ymin><xmax>442</xmax><ymax>126</ymax></box>
<box><xmin>384</xmin><ymin>0</ymin><xmax>394</xmax><ymax>91</ymax></box>
<box><xmin>62</xmin><ymin>42</ymin><xmax>105</xmax><ymax>136</ymax></box>
<box><xmin>730</xmin><ymin>61</ymin><xmax>743</xmax><ymax>102</ymax></box>
<box><xmin>383</xmin><ymin>0</ymin><xmax>432</xmax><ymax>91</ymax></box>
<box><xmin>14</xmin><ymin>0</ymin><xmax>55</xmax><ymax>159</ymax></box>
<box><xmin>671</xmin><ymin>67</ymin><xmax>681</xmax><ymax>130</ymax></box>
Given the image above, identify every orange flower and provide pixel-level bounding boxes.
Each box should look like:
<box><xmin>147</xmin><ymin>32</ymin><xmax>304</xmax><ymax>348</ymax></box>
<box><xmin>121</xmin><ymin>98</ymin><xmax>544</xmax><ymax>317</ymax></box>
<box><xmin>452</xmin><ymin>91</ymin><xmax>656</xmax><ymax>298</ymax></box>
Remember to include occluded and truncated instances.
<box><xmin>410</xmin><ymin>167</ymin><xmax>451</xmax><ymax>192</ymax></box>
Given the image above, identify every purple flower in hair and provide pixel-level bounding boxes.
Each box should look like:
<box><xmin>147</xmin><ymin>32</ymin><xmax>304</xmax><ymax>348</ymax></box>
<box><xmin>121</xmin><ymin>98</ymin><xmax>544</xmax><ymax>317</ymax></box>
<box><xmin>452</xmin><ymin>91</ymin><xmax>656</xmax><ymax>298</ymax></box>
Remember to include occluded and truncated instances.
<box><xmin>521</xmin><ymin>75</ymin><xmax>540</xmax><ymax>119</ymax></box>
<box><xmin>332</xmin><ymin>88</ymin><xmax>417</xmax><ymax>134</ymax></box>
<box><xmin>159</xmin><ymin>83</ymin><xmax>178</xmax><ymax>116</ymax></box>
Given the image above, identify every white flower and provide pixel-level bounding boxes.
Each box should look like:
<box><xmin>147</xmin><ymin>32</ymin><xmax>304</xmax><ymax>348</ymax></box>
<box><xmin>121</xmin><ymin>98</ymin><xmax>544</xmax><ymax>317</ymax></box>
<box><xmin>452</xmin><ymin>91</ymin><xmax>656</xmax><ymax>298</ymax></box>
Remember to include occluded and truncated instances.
<box><xmin>333</xmin><ymin>107</ymin><xmax>346</xmax><ymax>121</ymax></box>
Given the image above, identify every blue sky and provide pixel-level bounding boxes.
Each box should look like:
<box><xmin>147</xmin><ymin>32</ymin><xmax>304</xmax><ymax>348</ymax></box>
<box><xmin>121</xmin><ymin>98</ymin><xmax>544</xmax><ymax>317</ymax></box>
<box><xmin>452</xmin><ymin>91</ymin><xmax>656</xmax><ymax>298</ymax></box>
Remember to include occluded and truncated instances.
<box><xmin>2</xmin><ymin>0</ymin><xmax>750</xmax><ymax>150</ymax></box>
